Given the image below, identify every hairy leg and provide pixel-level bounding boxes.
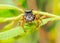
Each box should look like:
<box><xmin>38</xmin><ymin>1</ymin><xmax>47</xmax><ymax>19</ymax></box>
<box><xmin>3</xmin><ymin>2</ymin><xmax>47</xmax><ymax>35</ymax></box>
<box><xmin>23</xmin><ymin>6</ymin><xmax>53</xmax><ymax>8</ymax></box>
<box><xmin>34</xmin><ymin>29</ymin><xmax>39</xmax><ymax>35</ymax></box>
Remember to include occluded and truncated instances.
<box><xmin>21</xmin><ymin>16</ymin><xmax>26</xmax><ymax>32</ymax></box>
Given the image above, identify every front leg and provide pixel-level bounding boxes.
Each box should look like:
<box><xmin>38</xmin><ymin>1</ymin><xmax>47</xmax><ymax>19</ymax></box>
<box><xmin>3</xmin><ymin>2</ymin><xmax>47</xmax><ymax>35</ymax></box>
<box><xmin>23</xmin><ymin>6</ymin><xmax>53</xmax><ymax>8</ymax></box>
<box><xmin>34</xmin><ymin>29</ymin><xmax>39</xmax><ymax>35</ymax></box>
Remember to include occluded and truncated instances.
<box><xmin>20</xmin><ymin>15</ymin><xmax>26</xmax><ymax>32</ymax></box>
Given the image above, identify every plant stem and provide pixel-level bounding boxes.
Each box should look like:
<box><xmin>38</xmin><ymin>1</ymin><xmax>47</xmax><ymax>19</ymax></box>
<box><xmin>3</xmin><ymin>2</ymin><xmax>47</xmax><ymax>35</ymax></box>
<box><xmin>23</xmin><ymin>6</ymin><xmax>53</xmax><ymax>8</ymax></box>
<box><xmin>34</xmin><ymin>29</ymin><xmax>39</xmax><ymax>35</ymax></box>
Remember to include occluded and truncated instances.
<box><xmin>0</xmin><ymin>4</ymin><xmax>60</xmax><ymax>22</ymax></box>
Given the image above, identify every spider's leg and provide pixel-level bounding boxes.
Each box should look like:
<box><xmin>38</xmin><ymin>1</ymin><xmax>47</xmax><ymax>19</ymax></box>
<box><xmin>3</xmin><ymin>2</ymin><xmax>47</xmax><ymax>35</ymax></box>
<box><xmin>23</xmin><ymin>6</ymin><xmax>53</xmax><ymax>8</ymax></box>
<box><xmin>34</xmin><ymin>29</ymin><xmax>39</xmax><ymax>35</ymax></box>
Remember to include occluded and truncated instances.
<box><xmin>34</xmin><ymin>14</ymin><xmax>41</xmax><ymax>30</ymax></box>
<box><xmin>40</xmin><ymin>15</ymin><xmax>47</xmax><ymax>19</ymax></box>
<box><xmin>39</xmin><ymin>15</ymin><xmax>48</xmax><ymax>24</ymax></box>
<box><xmin>21</xmin><ymin>16</ymin><xmax>26</xmax><ymax>32</ymax></box>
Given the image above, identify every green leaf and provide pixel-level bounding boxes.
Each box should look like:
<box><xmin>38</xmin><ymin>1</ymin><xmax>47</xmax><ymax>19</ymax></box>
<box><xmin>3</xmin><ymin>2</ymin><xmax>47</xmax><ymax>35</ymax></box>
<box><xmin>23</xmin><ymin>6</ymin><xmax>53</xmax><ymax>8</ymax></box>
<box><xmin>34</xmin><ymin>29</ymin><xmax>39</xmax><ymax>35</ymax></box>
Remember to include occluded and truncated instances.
<box><xmin>0</xmin><ymin>9</ymin><xmax>20</xmax><ymax>18</ymax></box>
<box><xmin>0</xmin><ymin>4</ymin><xmax>23</xmax><ymax>18</ymax></box>
<box><xmin>0</xmin><ymin>26</ymin><xmax>24</xmax><ymax>40</ymax></box>
<box><xmin>0</xmin><ymin>18</ymin><xmax>56</xmax><ymax>40</ymax></box>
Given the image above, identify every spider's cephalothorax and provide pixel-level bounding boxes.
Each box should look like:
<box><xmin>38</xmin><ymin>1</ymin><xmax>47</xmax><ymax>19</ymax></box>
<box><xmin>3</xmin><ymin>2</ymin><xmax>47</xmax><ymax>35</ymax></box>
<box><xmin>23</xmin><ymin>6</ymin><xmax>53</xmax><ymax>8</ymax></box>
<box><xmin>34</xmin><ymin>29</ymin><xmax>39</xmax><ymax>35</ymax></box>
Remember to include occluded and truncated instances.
<box><xmin>24</xmin><ymin>10</ymin><xmax>34</xmax><ymax>22</ymax></box>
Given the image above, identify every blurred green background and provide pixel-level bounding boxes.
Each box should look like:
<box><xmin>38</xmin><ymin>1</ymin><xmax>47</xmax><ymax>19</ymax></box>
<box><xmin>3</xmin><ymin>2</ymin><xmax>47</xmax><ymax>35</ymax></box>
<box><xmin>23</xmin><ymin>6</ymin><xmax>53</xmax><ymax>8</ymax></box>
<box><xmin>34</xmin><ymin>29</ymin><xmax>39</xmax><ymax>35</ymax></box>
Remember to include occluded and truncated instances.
<box><xmin>0</xmin><ymin>0</ymin><xmax>60</xmax><ymax>43</ymax></box>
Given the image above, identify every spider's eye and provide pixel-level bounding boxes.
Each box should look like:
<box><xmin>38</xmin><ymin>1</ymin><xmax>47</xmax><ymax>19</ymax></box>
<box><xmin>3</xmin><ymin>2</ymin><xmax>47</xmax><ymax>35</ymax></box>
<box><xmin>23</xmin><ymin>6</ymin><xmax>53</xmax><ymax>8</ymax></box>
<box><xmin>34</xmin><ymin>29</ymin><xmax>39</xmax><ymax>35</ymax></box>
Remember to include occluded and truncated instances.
<box><xmin>25</xmin><ymin>10</ymin><xmax>32</xmax><ymax>13</ymax></box>
<box><xmin>24</xmin><ymin>10</ymin><xmax>33</xmax><ymax>17</ymax></box>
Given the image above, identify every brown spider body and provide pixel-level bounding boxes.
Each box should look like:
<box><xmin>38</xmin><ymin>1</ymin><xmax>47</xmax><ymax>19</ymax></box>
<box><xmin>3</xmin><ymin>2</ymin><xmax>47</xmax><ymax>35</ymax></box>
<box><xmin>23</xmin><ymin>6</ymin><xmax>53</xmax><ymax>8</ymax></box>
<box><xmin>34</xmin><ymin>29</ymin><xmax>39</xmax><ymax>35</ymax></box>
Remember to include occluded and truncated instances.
<box><xmin>20</xmin><ymin>10</ymin><xmax>47</xmax><ymax>32</ymax></box>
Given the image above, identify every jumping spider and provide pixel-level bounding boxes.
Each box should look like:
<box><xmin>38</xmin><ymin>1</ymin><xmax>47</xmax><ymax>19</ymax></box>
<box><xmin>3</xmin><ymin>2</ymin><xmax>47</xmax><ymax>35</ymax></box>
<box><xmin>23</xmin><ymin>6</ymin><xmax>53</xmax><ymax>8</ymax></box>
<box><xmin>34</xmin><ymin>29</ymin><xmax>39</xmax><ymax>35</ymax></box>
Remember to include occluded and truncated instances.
<box><xmin>20</xmin><ymin>10</ymin><xmax>48</xmax><ymax>32</ymax></box>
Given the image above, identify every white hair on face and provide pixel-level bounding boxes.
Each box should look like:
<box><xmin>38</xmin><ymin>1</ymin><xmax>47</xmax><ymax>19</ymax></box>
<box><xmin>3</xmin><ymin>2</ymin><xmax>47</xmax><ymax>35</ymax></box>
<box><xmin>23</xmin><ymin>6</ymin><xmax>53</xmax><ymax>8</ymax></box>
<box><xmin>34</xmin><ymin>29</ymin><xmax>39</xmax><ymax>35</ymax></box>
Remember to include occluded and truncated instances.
<box><xmin>26</xmin><ymin>15</ymin><xmax>34</xmax><ymax>22</ymax></box>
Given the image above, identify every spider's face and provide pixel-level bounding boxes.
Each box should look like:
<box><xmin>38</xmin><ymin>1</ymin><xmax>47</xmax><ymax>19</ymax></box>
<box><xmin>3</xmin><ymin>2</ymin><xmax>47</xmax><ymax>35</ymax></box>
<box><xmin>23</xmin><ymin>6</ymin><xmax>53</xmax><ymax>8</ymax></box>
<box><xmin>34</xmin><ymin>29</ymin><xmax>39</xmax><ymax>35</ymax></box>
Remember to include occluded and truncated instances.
<box><xmin>24</xmin><ymin>10</ymin><xmax>34</xmax><ymax>22</ymax></box>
